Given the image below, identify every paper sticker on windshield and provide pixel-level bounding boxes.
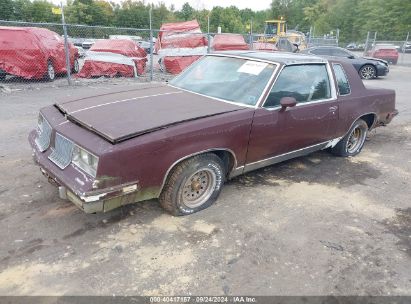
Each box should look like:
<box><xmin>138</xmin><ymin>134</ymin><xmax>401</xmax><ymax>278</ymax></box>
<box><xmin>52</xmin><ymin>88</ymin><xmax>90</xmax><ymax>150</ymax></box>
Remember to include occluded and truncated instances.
<box><xmin>237</xmin><ymin>61</ymin><xmax>268</xmax><ymax>75</ymax></box>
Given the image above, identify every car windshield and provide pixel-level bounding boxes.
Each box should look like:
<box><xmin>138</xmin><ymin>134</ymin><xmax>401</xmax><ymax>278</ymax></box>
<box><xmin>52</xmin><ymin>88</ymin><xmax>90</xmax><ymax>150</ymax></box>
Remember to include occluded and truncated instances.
<box><xmin>170</xmin><ymin>56</ymin><xmax>276</xmax><ymax>106</ymax></box>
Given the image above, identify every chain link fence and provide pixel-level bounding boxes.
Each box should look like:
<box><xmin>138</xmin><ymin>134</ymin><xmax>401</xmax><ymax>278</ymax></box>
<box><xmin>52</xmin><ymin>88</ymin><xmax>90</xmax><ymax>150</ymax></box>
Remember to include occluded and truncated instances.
<box><xmin>0</xmin><ymin>17</ymin><xmax>303</xmax><ymax>87</ymax></box>
<box><xmin>3</xmin><ymin>17</ymin><xmax>408</xmax><ymax>88</ymax></box>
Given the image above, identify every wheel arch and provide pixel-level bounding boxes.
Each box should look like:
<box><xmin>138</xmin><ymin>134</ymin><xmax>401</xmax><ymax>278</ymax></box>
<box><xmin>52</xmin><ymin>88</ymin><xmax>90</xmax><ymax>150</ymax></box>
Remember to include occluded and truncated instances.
<box><xmin>159</xmin><ymin>148</ymin><xmax>238</xmax><ymax>195</ymax></box>
<box><xmin>359</xmin><ymin>113</ymin><xmax>377</xmax><ymax>129</ymax></box>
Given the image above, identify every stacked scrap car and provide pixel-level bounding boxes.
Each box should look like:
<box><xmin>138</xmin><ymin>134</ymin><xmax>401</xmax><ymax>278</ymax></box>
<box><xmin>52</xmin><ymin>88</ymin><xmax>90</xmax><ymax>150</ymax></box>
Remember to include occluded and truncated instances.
<box><xmin>253</xmin><ymin>42</ymin><xmax>278</xmax><ymax>51</ymax></box>
<box><xmin>0</xmin><ymin>26</ymin><xmax>79</xmax><ymax>81</ymax></box>
<box><xmin>77</xmin><ymin>39</ymin><xmax>147</xmax><ymax>78</ymax></box>
<box><xmin>155</xmin><ymin>20</ymin><xmax>208</xmax><ymax>74</ymax></box>
<box><xmin>212</xmin><ymin>34</ymin><xmax>249</xmax><ymax>51</ymax></box>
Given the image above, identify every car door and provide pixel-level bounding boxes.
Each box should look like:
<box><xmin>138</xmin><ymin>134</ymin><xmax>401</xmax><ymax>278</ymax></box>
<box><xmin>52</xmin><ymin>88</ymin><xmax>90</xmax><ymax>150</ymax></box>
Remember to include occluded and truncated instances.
<box><xmin>245</xmin><ymin>63</ymin><xmax>339</xmax><ymax>171</ymax></box>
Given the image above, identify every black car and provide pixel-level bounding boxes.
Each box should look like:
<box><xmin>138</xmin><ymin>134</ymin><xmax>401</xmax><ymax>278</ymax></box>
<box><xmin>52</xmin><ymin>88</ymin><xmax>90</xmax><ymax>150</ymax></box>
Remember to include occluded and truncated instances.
<box><xmin>301</xmin><ymin>46</ymin><xmax>389</xmax><ymax>79</ymax></box>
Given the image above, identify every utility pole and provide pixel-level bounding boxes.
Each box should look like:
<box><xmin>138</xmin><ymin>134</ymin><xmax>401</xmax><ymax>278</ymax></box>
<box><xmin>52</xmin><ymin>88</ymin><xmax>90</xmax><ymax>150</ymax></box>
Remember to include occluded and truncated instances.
<box><xmin>207</xmin><ymin>13</ymin><xmax>211</xmax><ymax>53</ymax></box>
<box><xmin>61</xmin><ymin>2</ymin><xmax>72</xmax><ymax>85</ymax></box>
<box><xmin>149</xmin><ymin>7</ymin><xmax>153</xmax><ymax>81</ymax></box>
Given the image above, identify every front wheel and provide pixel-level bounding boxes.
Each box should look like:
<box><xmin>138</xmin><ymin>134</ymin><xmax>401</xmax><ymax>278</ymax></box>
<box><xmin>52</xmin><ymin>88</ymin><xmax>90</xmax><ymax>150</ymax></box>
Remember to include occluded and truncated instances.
<box><xmin>331</xmin><ymin>119</ymin><xmax>368</xmax><ymax>157</ymax></box>
<box><xmin>359</xmin><ymin>64</ymin><xmax>376</xmax><ymax>79</ymax></box>
<box><xmin>159</xmin><ymin>153</ymin><xmax>226</xmax><ymax>216</ymax></box>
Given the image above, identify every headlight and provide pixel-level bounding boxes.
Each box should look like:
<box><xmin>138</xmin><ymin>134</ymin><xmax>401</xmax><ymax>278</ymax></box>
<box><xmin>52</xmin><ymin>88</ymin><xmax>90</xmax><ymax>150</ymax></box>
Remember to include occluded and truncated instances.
<box><xmin>38</xmin><ymin>113</ymin><xmax>44</xmax><ymax>126</ymax></box>
<box><xmin>35</xmin><ymin>113</ymin><xmax>52</xmax><ymax>152</ymax></box>
<box><xmin>72</xmin><ymin>145</ymin><xmax>99</xmax><ymax>177</ymax></box>
<box><xmin>37</xmin><ymin>113</ymin><xmax>46</xmax><ymax>132</ymax></box>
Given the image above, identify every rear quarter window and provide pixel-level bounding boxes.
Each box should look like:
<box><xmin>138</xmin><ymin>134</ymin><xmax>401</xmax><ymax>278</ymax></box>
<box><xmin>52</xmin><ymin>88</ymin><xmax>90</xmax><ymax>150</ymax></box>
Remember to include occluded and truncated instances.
<box><xmin>332</xmin><ymin>64</ymin><xmax>351</xmax><ymax>95</ymax></box>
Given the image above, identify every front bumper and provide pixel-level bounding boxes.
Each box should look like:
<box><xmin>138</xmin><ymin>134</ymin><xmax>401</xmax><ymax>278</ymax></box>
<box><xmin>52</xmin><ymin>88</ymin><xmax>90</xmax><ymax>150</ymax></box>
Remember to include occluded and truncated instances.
<box><xmin>376</xmin><ymin>64</ymin><xmax>389</xmax><ymax>77</ymax></box>
<box><xmin>29</xmin><ymin>130</ymin><xmax>140</xmax><ymax>213</ymax></box>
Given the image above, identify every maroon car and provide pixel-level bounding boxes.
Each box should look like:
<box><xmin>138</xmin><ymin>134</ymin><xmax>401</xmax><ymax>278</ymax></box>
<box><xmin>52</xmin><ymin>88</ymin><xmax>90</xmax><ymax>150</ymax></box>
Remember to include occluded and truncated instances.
<box><xmin>29</xmin><ymin>52</ymin><xmax>398</xmax><ymax>216</ymax></box>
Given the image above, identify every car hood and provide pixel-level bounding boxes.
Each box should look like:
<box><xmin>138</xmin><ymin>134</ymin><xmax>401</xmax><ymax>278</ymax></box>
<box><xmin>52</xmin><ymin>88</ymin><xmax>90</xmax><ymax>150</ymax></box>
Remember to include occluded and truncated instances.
<box><xmin>55</xmin><ymin>84</ymin><xmax>245</xmax><ymax>143</ymax></box>
<box><xmin>362</xmin><ymin>56</ymin><xmax>388</xmax><ymax>65</ymax></box>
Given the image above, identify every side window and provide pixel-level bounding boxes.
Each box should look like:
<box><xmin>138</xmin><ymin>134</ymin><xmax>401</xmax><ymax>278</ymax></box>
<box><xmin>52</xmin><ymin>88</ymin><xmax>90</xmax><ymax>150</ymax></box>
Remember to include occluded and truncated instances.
<box><xmin>332</xmin><ymin>64</ymin><xmax>351</xmax><ymax>95</ymax></box>
<box><xmin>264</xmin><ymin>64</ymin><xmax>331</xmax><ymax>108</ymax></box>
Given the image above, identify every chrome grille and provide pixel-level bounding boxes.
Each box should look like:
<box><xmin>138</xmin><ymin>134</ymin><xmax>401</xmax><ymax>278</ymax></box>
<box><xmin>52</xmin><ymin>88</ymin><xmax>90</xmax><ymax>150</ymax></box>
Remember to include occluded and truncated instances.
<box><xmin>35</xmin><ymin>114</ymin><xmax>52</xmax><ymax>152</ymax></box>
<box><xmin>48</xmin><ymin>133</ymin><xmax>74</xmax><ymax>169</ymax></box>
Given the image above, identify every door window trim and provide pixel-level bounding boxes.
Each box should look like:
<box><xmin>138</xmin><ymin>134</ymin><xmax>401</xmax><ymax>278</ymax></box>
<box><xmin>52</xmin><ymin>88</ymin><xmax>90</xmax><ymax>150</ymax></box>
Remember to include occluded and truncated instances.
<box><xmin>260</xmin><ymin>62</ymin><xmax>337</xmax><ymax>110</ymax></box>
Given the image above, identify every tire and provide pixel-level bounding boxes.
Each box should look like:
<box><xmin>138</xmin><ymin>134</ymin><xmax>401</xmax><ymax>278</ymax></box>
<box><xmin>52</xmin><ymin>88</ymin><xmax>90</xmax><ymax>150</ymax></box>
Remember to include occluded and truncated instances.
<box><xmin>45</xmin><ymin>60</ymin><xmax>55</xmax><ymax>81</ymax></box>
<box><xmin>72</xmin><ymin>58</ymin><xmax>79</xmax><ymax>74</ymax></box>
<box><xmin>331</xmin><ymin>119</ymin><xmax>368</xmax><ymax>157</ymax></box>
<box><xmin>359</xmin><ymin>64</ymin><xmax>376</xmax><ymax>79</ymax></box>
<box><xmin>159</xmin><ymin>153</ymin><xmax>226</xmax><ymax>216</ymax></box>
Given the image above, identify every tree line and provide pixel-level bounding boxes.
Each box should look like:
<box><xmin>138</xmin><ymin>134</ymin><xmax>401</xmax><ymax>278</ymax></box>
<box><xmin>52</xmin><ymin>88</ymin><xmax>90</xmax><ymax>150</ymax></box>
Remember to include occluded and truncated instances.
<box><xmin>0</xmin><ymin>0</ymin><xmax>410</xmax><ymax>43</ymax></box>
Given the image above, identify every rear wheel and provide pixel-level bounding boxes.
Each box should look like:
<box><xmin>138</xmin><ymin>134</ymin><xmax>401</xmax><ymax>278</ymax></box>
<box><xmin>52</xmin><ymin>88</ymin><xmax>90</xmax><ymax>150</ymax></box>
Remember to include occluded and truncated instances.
<box><xmin>159</xmin><ymin>153</ymin><xmax>226</xmax><ymax>216</ymax></box>
<box><xmin>331</xmin><ymin>119</ymin><xmax>368</xmax><ymax>157</ymax></box>
<box><xmin>45</xmin><ymin>61</ymin><xmax>55</xmax><ymax>81</ymax></box>
<box><xmin>359</xmin><ymin>64</ymin><xmax>376</xmax><ymax>79</ymax></box>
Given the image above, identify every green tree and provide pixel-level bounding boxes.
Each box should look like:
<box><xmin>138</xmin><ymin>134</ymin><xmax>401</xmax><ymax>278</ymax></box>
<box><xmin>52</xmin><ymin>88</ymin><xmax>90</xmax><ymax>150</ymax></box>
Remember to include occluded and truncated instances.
<box><xmin>25</xmin><ymin>0</ymin><xmax>59</xmax><ymax>22</ymax></box>
<box><xmin>0</xmin><ymin>0</ymin><xmax>14</xmax><ymax>20</ymax></box>
<box><xmin>179</xmin><ymin>2</ymin><xmax>194</xmax><ymax>21</ymax></box>
<box><xmin>11</xmin><ymin>0</ymin><xmax>32</xmax><ymax>21</ymax></box>
<box><xmin>209</xmin><ymin>6</ymin><xmax>244</xmax><ymax>33</ymax></box>
<box><xmin>114</xmin><ymin>0</ymin><xmax>149</xmax><ymax>28</ymax></box>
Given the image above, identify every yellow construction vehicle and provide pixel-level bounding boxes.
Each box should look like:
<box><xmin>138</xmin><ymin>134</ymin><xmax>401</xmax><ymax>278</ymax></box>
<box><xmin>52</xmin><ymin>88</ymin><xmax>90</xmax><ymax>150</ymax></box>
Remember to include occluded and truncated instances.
<box><xmin>262</xmin><ymin>19</ymin><xmax>287</xmax><ymax>43</ymax></box>
<box><xmin>258</xmin><ymin>18</ymin><xmax>307</xmax><ymax>51</ymax></box>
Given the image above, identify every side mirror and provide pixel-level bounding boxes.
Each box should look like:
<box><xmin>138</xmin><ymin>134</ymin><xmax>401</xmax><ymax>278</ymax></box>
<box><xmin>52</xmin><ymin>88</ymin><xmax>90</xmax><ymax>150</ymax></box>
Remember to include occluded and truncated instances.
<box><xmin>348</xmin><ymin>55</ymin><xmax>355</xmax><ymax>59</ymax></box>
<box><xmin>280</xmin><ymin>97</ymin><xmax>297</xmax><ymax>111</ymax></box>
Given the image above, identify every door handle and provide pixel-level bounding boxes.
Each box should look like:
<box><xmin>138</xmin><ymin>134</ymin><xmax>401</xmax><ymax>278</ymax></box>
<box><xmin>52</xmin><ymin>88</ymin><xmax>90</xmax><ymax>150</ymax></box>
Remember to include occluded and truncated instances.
<box><xmin>329</xmin><ymin>106</ymin><xmax>338</xmax><ymax>112</ymax></box>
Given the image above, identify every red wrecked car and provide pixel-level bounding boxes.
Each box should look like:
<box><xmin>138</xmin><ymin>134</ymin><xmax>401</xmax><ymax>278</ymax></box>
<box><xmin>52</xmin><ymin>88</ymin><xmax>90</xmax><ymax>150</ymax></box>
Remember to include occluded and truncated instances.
<box><xmin>0</xmin><ymin>26</ymin><xmax>79</xmax><ymax>81</ymax></box>
<box><xmin>77</xmin><ymin>39</ymin><xmax>147</xmax><ymax>78</ymax></box>
<box><xmin>155</xmin><ymin>20</ymin><xmax>208</xmax><ymax>74</ymax></box>
<box><xmin>212</xmin><ymin>34</ymin><xmax>250</xmax><ymax>51</ymax></box>
<box><xmin>253</xmin><ymin>42</ymin><xmax>278</xmax><ymax>52</ymax></box>
<box><xmin>366</xmin><ymin>44</ymin><xmax>399</xmax><ymax>64</ymax></box>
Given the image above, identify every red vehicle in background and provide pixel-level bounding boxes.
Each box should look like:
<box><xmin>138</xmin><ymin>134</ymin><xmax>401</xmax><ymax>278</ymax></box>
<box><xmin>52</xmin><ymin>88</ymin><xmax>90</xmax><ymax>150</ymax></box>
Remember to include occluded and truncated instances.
<box><xmin>77</xmin><ymin>39</ymin><xmax>147</xmax><ymax>78</ymax></box>
<box><xmin>212</xmin><ymin>34</ymin><xmax>249</xmax><ymax>51</ymax></box>
<box><xmin>367</xmin><ymin>44</ymin><xmax>399</xmax><ymax>64</ymax></box>
<box><xmin>0</xmin><ymin>26</ymin><xmax>79</xmax><ymax>81</ymax></box>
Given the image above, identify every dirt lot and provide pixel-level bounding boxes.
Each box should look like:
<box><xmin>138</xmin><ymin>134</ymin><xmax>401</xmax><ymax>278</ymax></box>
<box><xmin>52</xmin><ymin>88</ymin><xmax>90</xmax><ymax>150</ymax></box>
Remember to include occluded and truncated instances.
<box><xmin>0</xmin><ymin>65</ymin><xmax>410</xmax><ymax>296</ymax></box>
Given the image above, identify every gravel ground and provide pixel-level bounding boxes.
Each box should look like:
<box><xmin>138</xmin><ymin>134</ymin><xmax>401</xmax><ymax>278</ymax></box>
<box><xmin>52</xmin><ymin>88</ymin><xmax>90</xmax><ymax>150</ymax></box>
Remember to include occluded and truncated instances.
<box><xmin>0</xmin><ymin>64</ymin><xmax>410</xmax><ymax>296</ymax></box>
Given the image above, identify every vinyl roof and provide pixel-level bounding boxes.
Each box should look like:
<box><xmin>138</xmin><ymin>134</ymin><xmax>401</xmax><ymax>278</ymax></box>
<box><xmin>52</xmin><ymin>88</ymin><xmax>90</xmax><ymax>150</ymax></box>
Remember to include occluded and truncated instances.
<box><xmin>211</xmin><ymin>50</ymin><xmax>327</xmax><ymax>65</ymax></box>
